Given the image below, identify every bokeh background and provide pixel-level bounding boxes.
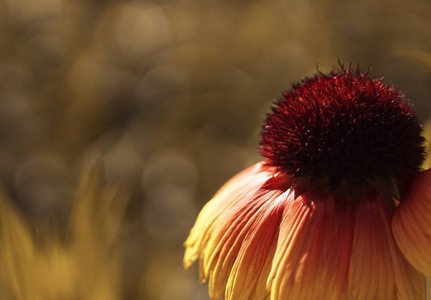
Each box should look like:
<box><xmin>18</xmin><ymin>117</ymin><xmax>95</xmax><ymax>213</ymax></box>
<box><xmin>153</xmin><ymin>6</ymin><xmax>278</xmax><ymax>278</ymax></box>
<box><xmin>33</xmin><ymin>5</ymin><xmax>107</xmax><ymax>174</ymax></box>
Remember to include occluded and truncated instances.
<box><xmin>0</xmin><ymin>0</ymin><xmax>431</xmax><ymax>299</ymax></box>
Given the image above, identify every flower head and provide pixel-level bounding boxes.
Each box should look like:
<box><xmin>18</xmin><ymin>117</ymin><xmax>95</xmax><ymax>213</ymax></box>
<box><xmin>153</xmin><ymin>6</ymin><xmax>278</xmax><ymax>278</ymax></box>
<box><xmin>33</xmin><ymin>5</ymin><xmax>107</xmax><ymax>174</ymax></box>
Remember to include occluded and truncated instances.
<box><xmin>261</xmin><ymin>67</ymin><xmax>424</xmax><ymax>193</ymax></box>
<box><xmin>184</xmin><ymin>65</ymin><xmax>431</xmax><ymax>299</ymax></box>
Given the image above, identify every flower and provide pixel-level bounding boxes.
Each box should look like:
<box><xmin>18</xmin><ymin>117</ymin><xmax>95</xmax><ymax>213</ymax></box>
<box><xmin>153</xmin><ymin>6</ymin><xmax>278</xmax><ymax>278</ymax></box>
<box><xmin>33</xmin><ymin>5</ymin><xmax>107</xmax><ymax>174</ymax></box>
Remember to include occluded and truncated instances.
<box><xmin>184</xmin><ymin>66</ymin><xmax>431</xmax><ymax>299</ymax></box>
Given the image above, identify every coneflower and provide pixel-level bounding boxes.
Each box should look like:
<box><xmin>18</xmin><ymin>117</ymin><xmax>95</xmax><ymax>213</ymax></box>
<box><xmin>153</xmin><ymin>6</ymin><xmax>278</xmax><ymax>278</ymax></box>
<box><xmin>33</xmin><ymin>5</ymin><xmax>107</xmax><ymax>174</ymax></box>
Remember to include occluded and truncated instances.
<box><xmin>184</xmin><ymin>65</ymin><xmax>430</xmax><ymax>299</ymax></box>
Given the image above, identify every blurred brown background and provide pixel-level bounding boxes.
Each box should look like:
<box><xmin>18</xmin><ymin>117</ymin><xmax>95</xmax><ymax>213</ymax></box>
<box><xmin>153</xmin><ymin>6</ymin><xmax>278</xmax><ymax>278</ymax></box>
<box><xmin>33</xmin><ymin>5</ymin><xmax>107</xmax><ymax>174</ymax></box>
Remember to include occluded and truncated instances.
<box><xmin>0</xmin><ymin>0</ymin><xmax>431</xmax><ymax>299</ymax></box>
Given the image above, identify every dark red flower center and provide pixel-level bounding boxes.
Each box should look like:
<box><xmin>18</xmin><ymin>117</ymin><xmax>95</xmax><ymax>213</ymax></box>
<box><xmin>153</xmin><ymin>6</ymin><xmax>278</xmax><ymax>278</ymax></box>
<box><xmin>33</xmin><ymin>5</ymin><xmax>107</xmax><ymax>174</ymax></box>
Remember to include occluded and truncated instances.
<box><xmin>260</xmin><ymin>67</ymin><xmax>425</xmax><ymax>193</ymax></box>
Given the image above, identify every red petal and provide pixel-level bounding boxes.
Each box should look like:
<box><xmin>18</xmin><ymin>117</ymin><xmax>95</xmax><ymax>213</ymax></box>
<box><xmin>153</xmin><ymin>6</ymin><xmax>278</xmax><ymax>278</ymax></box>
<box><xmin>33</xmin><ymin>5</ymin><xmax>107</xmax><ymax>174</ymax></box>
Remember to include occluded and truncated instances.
<box><xmin>270</xmin><ymin>192</ymin><xmax>425</xmax><ymax>299</ymax></box>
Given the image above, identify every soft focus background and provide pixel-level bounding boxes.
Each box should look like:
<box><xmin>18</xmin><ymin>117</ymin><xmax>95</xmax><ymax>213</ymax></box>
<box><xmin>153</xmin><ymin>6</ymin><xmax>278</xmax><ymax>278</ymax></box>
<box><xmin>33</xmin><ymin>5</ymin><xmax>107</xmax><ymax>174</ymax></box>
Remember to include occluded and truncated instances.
<box><xmin>0</xmin><ymin>0</ymin><xmax>431</xmax><ymax>299</ymax></box>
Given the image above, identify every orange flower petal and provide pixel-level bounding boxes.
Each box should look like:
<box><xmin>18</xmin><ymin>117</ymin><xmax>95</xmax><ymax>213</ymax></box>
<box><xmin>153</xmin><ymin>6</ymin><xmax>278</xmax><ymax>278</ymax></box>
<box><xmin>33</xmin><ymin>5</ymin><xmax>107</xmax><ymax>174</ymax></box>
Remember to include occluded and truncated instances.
<box><xmin>184</xmin><ymin>162</ymin><xmax>286</xmax><ymax>299</ymax></box>
<box><xmin>270</xmin><ymin>192</ymin><xmax>425</xmax><ymax>299</ymax></box>
<box><xmin>183</xmin><ymin>162</ymin><xmax>271</xmax><ymax>270</ymax></box>
<box><xmin>224</xmin><ymin>190</ymin><xmax>287</xmax><ymax>300</ymax></box>
<box><xmin>392</xmin><ymin>169</ymin><xmax>431</xmax><ymax>277</ymax></box>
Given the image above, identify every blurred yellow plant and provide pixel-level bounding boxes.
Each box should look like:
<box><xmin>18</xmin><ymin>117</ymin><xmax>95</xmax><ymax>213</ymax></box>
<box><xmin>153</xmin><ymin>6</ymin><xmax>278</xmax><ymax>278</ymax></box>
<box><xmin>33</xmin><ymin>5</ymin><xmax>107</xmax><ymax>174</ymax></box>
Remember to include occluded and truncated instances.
<box><xmin>422</xmin><ymin>119</ymin><xmax>431</xmax><ymax>170</ymax></box>
<box><xmin>399</xmin><ymin>49</ymin><xmax>431</xmax><ymax>70</ymax></box>
<box><xmin>401</xmin><ymin>49</ymin><xmax>431</xmax><ymax>170</ymax></box>
<box><xmin>0</xmin><ymin>159</ymin><xmax>129</xmax><ymax>300</ymax></box>
<box><xmin>396</xmin><ymin>49</ymin><xmax>431</xmax><ymax>173</ymax></box>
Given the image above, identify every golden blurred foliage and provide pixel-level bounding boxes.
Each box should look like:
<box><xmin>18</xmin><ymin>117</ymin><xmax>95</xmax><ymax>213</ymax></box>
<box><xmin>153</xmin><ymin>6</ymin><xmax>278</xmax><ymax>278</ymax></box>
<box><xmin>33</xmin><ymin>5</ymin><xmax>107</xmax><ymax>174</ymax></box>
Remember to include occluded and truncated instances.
<box><xmin>0</xmin><ymin>0</ymin><xmax>431</xmax><ymax>299</ymax></box>
<box><xmin>0</xmin><ymin>160</ymin><xmax>128</xmax><ymax>300</ymax></box>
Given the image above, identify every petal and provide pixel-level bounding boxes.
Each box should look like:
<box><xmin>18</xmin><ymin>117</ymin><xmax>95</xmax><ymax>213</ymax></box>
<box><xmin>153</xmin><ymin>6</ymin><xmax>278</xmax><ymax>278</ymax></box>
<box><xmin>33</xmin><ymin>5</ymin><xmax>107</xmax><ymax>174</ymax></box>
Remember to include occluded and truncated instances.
<box><xmin>183</xmin><ymin>161</ymin><xmax>288</xmax><ymax>299</ymax></box>
<box><xmin>183</xmin><ymin>162</ymin><xmax>272</xmax><ymax>270</ymax></box>
<box><xmin>270</xmin><ymin>191</ymin><xmax>425</xmax><ymax>300</ymax></box>
<box><xmin>269</xmin><ymin>193</ymin><xmax>354</xmax><ymax>299</ymax></box>
<box><xmin>392</xmin><ymin>169</ymin><xmax>431</xmax><ymax>277</ymax></box>
<box><xmin>206</xmin><ymin>174</ymin><xmax>291</xmax><ymax>299</ymax></box>
<box><xmin>224</xmin><ymin>188</ymin><xmax>287</xmax><ymax>300</ymax></box>
<box><xmin>348</xmin><ymin>195</ymin><xmax>425</xmax><ymax>300</ymax></box>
